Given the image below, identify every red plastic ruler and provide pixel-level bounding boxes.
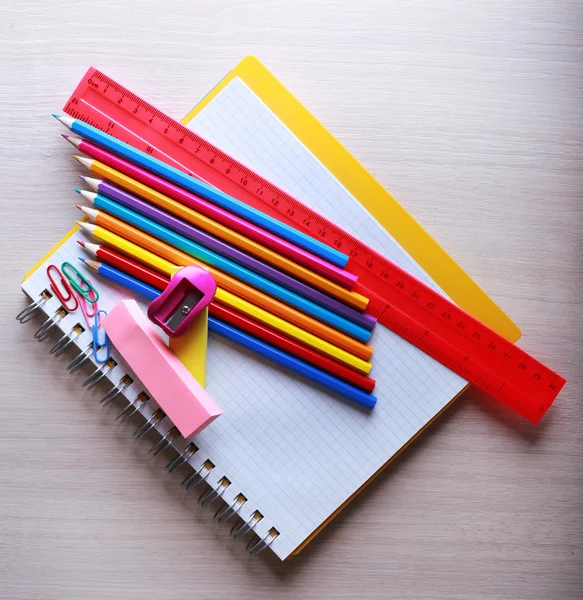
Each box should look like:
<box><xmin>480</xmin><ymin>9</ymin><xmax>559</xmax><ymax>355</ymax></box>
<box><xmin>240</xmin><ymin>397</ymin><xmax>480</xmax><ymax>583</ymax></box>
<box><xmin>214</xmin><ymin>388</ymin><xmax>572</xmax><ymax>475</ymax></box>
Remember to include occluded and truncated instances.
<box><xmin>63</xmin><ymin>68</ymin><xmax>566</xmax><ymax>422</ymax></box>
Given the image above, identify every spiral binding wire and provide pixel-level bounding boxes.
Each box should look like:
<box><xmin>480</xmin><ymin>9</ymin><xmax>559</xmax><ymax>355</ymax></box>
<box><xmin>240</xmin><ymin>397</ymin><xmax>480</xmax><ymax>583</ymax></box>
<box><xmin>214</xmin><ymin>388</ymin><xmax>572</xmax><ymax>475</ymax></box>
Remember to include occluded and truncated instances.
<box><xmin>16</xmin><ymin>291</ymin><xmax>50</xmax><ymax>324</ymax></box>
<box><xmin>199</xmin><ymin>476</ymin><xmax>229</xmax><ymax>507</ymax></box>
<box><xmin>17</xmin><ymin>294</ymin><xmax>280</xmax><ymax>556</ymax></box>
<box><xmin>50</xmin><ymin>325</ymin><xmax>85</xmax><ymax>356</ymax></box>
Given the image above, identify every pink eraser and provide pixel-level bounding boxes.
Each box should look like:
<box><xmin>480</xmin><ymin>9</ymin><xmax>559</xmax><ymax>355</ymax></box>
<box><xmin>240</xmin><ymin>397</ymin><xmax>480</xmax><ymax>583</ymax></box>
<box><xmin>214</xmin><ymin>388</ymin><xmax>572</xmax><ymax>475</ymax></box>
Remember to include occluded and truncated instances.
<box><xmin>102</xmin><ymin>299</ymin><xmax>222</xmax><ymax>437</ymax></box>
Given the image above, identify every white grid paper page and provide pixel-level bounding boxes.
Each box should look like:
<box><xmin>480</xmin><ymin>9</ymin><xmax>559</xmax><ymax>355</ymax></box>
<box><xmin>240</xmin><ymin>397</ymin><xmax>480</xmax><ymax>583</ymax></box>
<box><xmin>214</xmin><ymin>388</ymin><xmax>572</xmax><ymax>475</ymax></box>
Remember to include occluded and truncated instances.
<box><xmin>187</xmin><ymin>78</ymin><xmax>467</xmax><ymax>558</ymax></box>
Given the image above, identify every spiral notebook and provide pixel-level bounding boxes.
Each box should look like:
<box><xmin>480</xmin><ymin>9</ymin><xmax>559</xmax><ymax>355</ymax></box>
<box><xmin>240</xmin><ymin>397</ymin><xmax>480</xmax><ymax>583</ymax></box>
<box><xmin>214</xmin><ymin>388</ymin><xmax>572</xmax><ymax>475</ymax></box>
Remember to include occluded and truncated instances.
<box><xmin>19</xmin><ymin>58</ymin><xmax>518</xmax><ymax>560</ymax></box>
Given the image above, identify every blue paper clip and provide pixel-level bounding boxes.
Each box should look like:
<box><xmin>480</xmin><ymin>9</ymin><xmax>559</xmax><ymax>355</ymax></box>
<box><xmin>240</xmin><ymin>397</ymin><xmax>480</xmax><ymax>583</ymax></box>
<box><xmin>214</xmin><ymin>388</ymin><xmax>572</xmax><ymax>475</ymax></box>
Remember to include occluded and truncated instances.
<box><xmin>92</xmin><ymin>309</ymin><xmax>110</xmax><ymax>364</ymax></box>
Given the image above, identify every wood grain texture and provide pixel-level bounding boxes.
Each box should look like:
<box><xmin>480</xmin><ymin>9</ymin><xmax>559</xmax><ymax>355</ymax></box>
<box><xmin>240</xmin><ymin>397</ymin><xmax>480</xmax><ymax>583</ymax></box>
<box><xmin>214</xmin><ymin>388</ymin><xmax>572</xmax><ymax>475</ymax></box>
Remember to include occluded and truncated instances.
<box><xmin>1</xmin><ymin>1</ymin><xmax>582</xmax><ymax>598</ymax></box>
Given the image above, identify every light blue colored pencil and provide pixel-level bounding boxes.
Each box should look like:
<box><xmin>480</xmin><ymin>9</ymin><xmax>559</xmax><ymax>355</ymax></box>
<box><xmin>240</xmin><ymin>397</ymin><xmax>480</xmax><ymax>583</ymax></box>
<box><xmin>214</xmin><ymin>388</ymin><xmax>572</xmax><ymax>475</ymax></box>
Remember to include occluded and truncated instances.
<box><xmin>54</xmin><ymin>114</ymin><xmax>348</xmax><ymax>268</ymax></box>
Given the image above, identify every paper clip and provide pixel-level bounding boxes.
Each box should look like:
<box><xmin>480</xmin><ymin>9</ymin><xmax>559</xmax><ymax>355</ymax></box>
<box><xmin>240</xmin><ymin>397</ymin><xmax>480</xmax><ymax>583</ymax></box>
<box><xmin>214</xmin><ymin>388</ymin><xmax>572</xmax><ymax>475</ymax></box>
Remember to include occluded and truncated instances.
<box><xmin>78</xmin><ymin>284</ymin><xmax>99</xmax><ymax>327</ymax></box>
<box><xmin>92</xmin><ymin>309</ymin><xmax>110</xmax><ymax>364</ymax></box>
<box><xmin>47</xmin><ymin>264</ymin><xmax>79</xmax><ymax>312</ymax></box>
<box><xmin>61</xmin><ymin>261</ymin><xmax>99</xmax><ymax>304</ymax></box>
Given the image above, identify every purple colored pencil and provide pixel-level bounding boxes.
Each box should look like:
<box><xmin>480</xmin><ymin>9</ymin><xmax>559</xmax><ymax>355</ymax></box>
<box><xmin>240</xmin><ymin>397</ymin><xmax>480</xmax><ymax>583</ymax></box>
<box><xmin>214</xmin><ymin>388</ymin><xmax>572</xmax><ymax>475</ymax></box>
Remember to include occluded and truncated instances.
<box><xmin>78</xmin><ymin>180</ymin><xmax>377</xmax><ymax>331</ymax></box>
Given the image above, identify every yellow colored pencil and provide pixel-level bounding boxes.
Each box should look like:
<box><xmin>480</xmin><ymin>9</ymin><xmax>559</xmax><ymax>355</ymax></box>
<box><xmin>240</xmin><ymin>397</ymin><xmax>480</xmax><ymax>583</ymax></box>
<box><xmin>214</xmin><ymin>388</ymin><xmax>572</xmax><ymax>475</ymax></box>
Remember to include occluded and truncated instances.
<box><xmin>215</xmin><ymin>289</ymin><xmax>372</xmax><ymax>374</ymax></box>
<box><xmin>81</xmin><ymin>224</ymin><xmax>176</xmax><ymax>274</ymax></box>
<box><xmin>74</xmin><ymin>155</ymin><xmax>369</xmax><ymax>311</ymax></box>
<box><xmin>76</xmin><ymin>216</ymin><xmax>374</xmax><ymax>366</ymax></box>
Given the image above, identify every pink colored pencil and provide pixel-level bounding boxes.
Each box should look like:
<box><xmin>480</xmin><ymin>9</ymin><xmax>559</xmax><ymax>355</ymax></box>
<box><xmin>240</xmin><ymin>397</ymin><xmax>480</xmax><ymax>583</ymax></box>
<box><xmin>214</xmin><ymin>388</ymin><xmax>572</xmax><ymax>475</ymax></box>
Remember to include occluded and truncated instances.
<box><xmin>64</xmin><ymin>135</ymin><xmax>358</xmax><ymax>289</ymax></box>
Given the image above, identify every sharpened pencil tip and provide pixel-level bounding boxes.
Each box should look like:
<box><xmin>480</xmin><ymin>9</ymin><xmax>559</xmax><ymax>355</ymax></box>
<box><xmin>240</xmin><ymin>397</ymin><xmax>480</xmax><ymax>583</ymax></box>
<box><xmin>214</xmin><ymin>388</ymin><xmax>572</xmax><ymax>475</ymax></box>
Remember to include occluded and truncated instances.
<box><xmin>75</xmin><ymin>204</ymin><xmax>82</xmax><ymax>209</ymax></box>
<box><xmin>82</xmin><ymin>176</ymin><xmax>101</xmax><ymax>191</ymax></box>
<box><xmin>78</xmin><ymin>190</ymin><xmax>97</xmax><ymax>203</ymax></box>
<box><xmin>64</xmin><ymin>135</ymin><xmax>82</xmax><ymax>149</ymax></box>
<box><xmin>77</xmin><ymin>240</ymin><xmax>86</xmax><ymax>247</ymax></box>
<box><xmin>79</xmin><ymin>256</ymin><xmax>86</xmax><ymax>263</ymax></box>
<box><xmin>75</xmin><ymin>188</ymin><xmax>82</xmax><ymax>195</ymax></box>
<box><xmin>76</xmin><ymin>219</ymin><xmax>95</xmax><ymax>228</ymax></box>
<box><xmin>61</xmin><ymin>133</ymin><xmax>69</xmax><ymax>140</ymax></box>
<box><xmin>53</xmin><ymin>114</ymin><xmax>74</xmax><ymax>129</ymax></box>
<box><xmin>73</xmin><ymin>155</ymin><xmax>93</xmax><ymax>169</ymax></box>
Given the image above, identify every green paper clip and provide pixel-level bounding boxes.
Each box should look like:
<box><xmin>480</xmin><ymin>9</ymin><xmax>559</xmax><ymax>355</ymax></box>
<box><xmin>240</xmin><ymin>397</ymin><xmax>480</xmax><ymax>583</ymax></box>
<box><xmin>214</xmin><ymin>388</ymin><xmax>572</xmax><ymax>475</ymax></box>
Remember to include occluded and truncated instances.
<box><xmin>61</xmin><ymin>261</ymin><xmax>99</xmax><ymax>303</ymax></box>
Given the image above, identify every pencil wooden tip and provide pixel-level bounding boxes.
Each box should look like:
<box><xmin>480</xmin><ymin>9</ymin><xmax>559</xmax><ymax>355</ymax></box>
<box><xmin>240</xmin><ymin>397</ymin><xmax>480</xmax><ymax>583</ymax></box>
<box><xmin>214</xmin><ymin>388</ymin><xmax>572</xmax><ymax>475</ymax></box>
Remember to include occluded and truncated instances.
<box><xmin>76</xmin><ymin>220</ymin><xmax>96</xmax><ymax>233</ymax></box>
<box><xmin>83</xmin><ymin>259</ymin><xmax>101</xmax><ymax>272</ymax></box>
<box><xmin>80</xmin><ymin>176</ymin><xmax>101</xmax><ymax>191</ymax></box>
<box><xmin>78</xmin><ymin>190</ymin><xmax>97</xmax><ymax>204</ymax></box>
<box><xmin>64</xmin><ymin>136</ymin><xmax>83</xmax><ymax>149</ymax></box>
<box><xmin>53</xmin><ymin>114</ymin><xmax>74</xmax><ymax>129</ymax></box>
<box><xmin>77</xmin><ymin>205</ymin><xmax>99</xmax><ymax>221</ymax></box>
<box><xmin>73</xmin><ymin>155</ymin><xmax>93</xmax><ymax>169</ymax></box>
<box><xmin>78</xmin><ymin>241</ymin><xmax>99</xmax><ymax>258</ymax></box>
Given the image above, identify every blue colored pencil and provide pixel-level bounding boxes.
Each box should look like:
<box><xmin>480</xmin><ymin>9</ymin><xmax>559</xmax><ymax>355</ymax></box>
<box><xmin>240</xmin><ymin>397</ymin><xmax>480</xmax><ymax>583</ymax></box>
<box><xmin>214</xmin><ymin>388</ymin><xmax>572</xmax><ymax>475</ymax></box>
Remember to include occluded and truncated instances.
<box><xmin>82</xmin><ymin>258</ymin><xmax>376</xmax><ymax>409</ymax></box>
<box><xmin>78</xmin><ymin>199</ymin><xmax>372</xmax><ymax>343</ymax></box>
<box><xmin>210</xmin><ymin>318</ymin><xmax>376</xmax><ymax>410</ymax></box>
<box><xmin>80</xmin><ymin>257</ymin><xmax>159</xmax><ymax>299</ymax></box>
<box><xmin>55</xmin><ymin>114</ymin><xmax>348</xmax><ymax>268</ymax></box>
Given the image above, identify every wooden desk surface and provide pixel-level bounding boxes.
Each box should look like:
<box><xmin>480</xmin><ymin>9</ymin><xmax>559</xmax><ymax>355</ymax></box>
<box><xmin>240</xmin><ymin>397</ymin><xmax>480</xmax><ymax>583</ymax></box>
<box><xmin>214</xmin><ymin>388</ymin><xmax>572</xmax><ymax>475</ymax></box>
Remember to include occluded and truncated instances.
<box><xmin>1</xmin><ymin>1</ymin><xmax>581</xmax><ymax>598</ymax></box>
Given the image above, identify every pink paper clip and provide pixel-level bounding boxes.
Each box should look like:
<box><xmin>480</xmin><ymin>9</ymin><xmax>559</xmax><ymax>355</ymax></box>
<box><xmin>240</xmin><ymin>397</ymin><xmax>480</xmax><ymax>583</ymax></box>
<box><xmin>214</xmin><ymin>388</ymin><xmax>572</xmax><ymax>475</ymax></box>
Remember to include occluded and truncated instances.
<box><xmin>78</xmin><ymin>283</ymin><xmax>100</xmax><ymax>328</ymax></box>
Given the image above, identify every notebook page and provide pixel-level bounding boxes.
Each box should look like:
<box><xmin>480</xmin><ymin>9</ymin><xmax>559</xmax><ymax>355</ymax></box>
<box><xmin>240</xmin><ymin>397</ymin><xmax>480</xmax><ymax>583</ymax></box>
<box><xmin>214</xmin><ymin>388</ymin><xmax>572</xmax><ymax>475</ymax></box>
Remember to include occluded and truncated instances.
<box><xmin>186</xmin><ymin>78</ymin><xmax>467</xmax><ymax>557</ymax></box>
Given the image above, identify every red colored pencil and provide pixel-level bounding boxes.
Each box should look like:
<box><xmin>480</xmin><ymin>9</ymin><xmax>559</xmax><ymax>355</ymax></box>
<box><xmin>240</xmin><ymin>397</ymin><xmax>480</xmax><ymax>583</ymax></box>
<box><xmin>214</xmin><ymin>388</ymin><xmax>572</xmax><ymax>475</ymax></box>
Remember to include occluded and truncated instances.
<box><xmin>78</xmin><ymin>240</ymin><xmax>169</xmax><ymax>289</ymax></box>
<box><xmin>79</xmin><ymin>240</ymin><xmax>376</xmax><ymax>393</ymax></box>
<box><xmin>210</xmin><ymin>302</ymin><xmax>375</xmax><ymax>393</ymax></box>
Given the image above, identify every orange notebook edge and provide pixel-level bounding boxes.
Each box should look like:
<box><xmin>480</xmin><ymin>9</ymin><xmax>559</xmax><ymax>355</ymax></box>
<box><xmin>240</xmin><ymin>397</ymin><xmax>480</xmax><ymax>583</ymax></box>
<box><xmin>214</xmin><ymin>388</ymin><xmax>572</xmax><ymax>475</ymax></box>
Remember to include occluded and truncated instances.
<box><xmin>183</xmin><ymin>56</ymin><xmax>521</xmax><ymax>560</ymax></box>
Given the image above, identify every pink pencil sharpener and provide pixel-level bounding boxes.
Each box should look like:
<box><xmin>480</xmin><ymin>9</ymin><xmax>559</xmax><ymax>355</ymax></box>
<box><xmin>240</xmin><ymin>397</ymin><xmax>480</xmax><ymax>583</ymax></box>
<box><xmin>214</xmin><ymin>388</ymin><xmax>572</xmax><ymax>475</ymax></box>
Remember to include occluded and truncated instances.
<box><xmin>147</xmin><ymin>266</ymin><xmax>216</xmax><ymax>338</ymax></box>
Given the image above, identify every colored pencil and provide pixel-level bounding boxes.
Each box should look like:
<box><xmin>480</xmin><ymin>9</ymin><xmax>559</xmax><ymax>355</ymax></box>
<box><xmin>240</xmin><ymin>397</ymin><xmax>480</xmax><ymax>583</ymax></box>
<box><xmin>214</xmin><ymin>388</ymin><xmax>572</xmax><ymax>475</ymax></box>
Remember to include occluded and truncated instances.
<box><xmin>77</xmin><ymin>184</ymin><xmax>373</xmax><ymax>329</ymax></box>
<box><xmin>76</xmin><ymin>220</ymin><xmax>374</xmax><ymax>368</ymax></box>
<box><xmin>216</xmin><ymin>288</ymin><xmax>371</xmax><ymax>374</ymax></box>
<box><xmin>82</xmin><ymin>258</ymin><xmax>376</xmax><ymax>408</ymax></box>
<box><xmin>212</xmin><ymin>318</ymin><xmax>375</xmax><ymax>409</ymax></box>
<box><xmin>78</xmin><ymin>218</ymin><xmax>175</xmax><ymax>274</ymax></box>
<box><xmin>80</xmin><ymin>257</ymin><xmax>158</xmax><ymax>299</ymax></box>
<box><xmin>77</xmin><ymin>196</ymin><xmax>371</xmax><ymax>344</ymax></box>
<box><xmin>82</xmin><ymin>243</ymin><xmax>375</xmax><ymax>393</ymax></box>
<box><xmin>75</xmin><ymin>163</ymin><xmax>372</xmax><ymax>315</ymax></box>
<box><xmin>78</xmin><ymin>240</ymin><xmax>168</xmax><ymax>290</ymax></box>
<box><xmin>65</xmin><ymin>138</ymin><xmax>356</xmax><ymax>288</ymax></box>
<box><xmin>55</xmin><ymin>116</ymin><xmax>349</xmax><ymax>268</ymax></box>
